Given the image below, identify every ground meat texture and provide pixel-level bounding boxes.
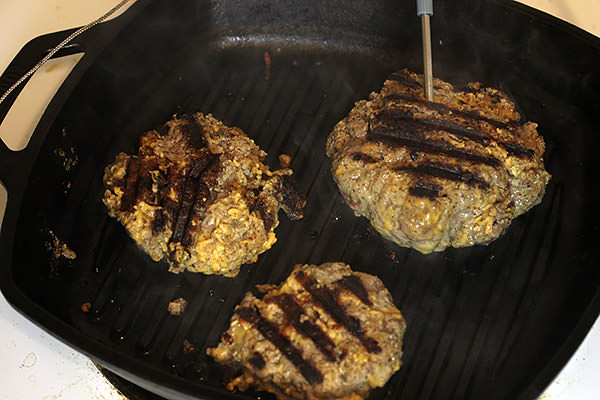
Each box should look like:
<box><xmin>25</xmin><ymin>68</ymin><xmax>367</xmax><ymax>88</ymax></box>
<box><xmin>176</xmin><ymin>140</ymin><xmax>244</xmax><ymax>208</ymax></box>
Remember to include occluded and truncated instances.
<box><xmin>103</xmin><ymin>113</ymin><xmax>305</xmax><ymax>277</ymax></box>
<box><xmin>325</xmin><ymin>69</ymin><xmax>551</xmax><ymax>254</ymax></box>
<box><xmin>207</xmin><ymin>262</ymin><xmax>406</xmax><ymax>400</ymax></box>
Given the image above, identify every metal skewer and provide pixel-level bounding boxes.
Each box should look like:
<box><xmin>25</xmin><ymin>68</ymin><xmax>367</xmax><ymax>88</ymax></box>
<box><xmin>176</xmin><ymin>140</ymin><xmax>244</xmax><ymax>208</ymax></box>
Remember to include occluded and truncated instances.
<box><xmin>417</xmin><ymin>0</ymin><xmax>434</xmax><ymax>101</ymax></box>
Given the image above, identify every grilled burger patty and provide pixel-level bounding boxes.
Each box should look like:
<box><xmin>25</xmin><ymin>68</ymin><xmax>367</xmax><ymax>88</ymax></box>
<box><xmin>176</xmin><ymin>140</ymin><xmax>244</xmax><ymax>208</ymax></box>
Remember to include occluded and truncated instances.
<box><xmin>207</xmin><ymin>262</ymin><xmax>406</xmax><ymax>400</ymax></box>
<box><xmin>103</xmin><ymin>113</ymin><xmax>305</xmax><ymax>277</ymax></box>
<box><xmin>326</xmin><ymin>69</ymin><xmax>551</xmax><ymax>253</ymax></box>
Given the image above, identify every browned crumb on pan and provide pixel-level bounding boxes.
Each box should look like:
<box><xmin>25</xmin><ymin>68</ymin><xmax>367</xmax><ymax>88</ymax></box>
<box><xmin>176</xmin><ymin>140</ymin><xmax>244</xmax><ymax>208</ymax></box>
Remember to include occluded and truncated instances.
<box><xmin>182</xmin><ymin>339</ymin><xmax>197</xmax><ymax>354</ymax></box>
<box><xmin>45</xmin><ymin>229</ymin><xmax>77</xmax><ymax>260</ymax></box>
<box><xmin>278</xmin><ymin>153</ymin><xmax>292</xmax><ymax>168</ymax></box>
<box><xmin>81</xmin><ymin>302</ymin><xmax>92</xmax><ymax>313</ymax></box>
<box><xmin>168</xmin><ymin>297</ymin><xmax>188</xmax><ymax>316</ymax></box>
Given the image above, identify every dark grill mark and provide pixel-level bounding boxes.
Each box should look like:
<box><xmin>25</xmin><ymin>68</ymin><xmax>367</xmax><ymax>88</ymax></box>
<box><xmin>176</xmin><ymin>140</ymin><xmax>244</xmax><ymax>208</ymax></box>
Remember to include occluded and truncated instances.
<box><xmin>276</xmin><ymin>175</ymin><xmax>305</xmax><ymax>221</ymax></box>
<box><xmin>194</xmin><ymin>182</ymin><xmax>210</xmax><ymax>213</ymax></box>
<box><xmin>188</xmin><ymin>151</ymin><xmax>218</xmax><ymax>179</ymax></box>
<box><xmin>377</xmin><ymin>109</ymin><xmax>489</xmax><ymax>144</ymax></box>
<box><xmin>388</xmin><ymin>70</ymin><xmax>422</xmax><ymax>89</ymax></box>
<box><xmin>170</xmin><ymin>152</ymin><xmax>221</xmax><ymax>244</ymax></box>
<box><xmin>181</xmin><ymin>182</ymin><xmax>210</xmax><ymax>247</ymax></box>
<box><xmin>136</xmin><ymin>158</ymin><xmax>160</xmax><ymax>205</ymax></box>
<box><xmin>250</xmin><ymin>284</ymin><xmax>272</xmax><ymax>300</ymax></box>
<box><xmin>171</xmin><ymin>178</ymin><xmax>200</xmax><ymax>243</ymax></box>
<box><xmin>409</xmin><ymin>181</ymin><xmax>443</xmax><ymax>199</ymax></box>
<box><xmin>202</xmin><ymin>156</ymin><xmax>223</xmax><ymax>186</ymax></box>
<box><xmin>384</xmin><ymin>92</ymin><xmax>521</xmax><ymax>130</ymax></box>
<box><xmin>248</xmin><ymin>352</ymin><xmax>266</xmax><ymax>370</ymax></box>
<box><xmin>376</xmin><ymin>108</ymin><xmax>414</xmax><ymax>120</ymax></box>
<box><xmin>396</xmin><ymin>162</ymin><xmax>489</xmax><ymax>189</ymax></box>
<box><xmin>267</xmin><ymin>294</ymin><xmax>337</xmax><ymax>362</ymax></box>
<box><xmin>161</xmin><ymin>167</ymin><xmax>182</xmax><ymax>220</ymax></box>
<box><xmin>368</xmin><ymin>125</ymin><xmax>501</xmax><ymax>168</ymax></box>
<box><xmin>121</xmin><ymin>158</ymin><xmax>140</xmax><ymax>212</ymax></box>
<box><xmin>236</xmin><ymin>306</ymin><xmax>323</xmax><ymax>385</ymax></box>
<box><xmin>152</xmin><ymin>209</ymin><xmax>168</xmax><ymax>234</ymax></box>
<box><xmin>351</xmin><ymin>152</ymin><xmax>377</xmax><ymax>164</ymax></box>
<box><xmin>121</xmin><ymin>157</ymin><xmax>160</xmax><ymax>210</ymax></box>
<box><xmin>385</xmin><ymin>93</ymin><xmax>450</xmax><ymax>114</ymax></box>
<box><xmin>251</xmin><ymin>198</ymin><xmax>275</xmax><ymax>231</ymax></box>
<box><xmin>336</xmin><ymin>275</ymin><xmax>372</xmax><ymax>306</ymax></box>
<box><xmin>453</xmin><ymin>108</ymin><xmax>520</xmax><ymax>130</ymax></box>
<box><xmin>499</xmin><ymin>141</ymin><xmax>535</xmax><ymax>158</ymax></box>
<box><xmin>179</xmin><ymin>114</ymin><xmax>207</xmax><ymax>149</ymax></box>
<box><xmin>295</xmin><ymin>271</ymin><xmax>382</xmax><ymax>354</ymax></box>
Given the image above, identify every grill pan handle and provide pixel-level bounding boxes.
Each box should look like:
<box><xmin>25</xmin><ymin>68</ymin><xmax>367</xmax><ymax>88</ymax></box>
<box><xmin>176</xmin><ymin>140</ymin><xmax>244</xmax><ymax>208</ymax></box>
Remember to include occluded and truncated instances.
<box><xmin>0</xmin><ymin>0</ymin><xmax>145</xmax><ymax>191</ymax></box>
<box><xmin>0</xmin><ymin>29</ymin><xmax>83</xmax><ymax>189</ymax></box>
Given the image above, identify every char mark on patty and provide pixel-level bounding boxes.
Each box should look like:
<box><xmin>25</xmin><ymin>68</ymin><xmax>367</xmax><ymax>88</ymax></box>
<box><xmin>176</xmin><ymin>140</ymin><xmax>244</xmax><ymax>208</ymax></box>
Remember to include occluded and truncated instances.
<box><xmin>266</xmin><ymin>293</ymin><xmax>337</xmax><ymax>362</ymax></box>
<box><xmin>409</xmin><ymin>181</ymin><xmax>444</xmax><ymax>199</ymax></box>
<box><xmin>295</xmin><ymin>270</ymin><xmax>382</xmax><ymax>354</ymax></box>
<box><xmin>235</xmin><ymin>306</ymin><xmax>324</xmax><ymax>385</ymax></box>
<box><xmin>388</xmin><ymin>70</ymin><xmax>423</xmax><ymax>89</ymax></box>
<box><xmin>170</xmin><ymin>152</ymin><xmax>221</xmax><ymax>244</ymax></box>
<box><xmin>276</xmin><ymin>175</ymin><xmax>306</xmax><ymax>220</ymax></box>
<box><xmin>368</xmin><ymin>125</ymin><xmax>501</xmax><ymax>168</ymax></box>
<box><xmin>250</xmin><ymin>198</ymin><xmax>276</xmax><ymax>231</ymax></box>
<box><xmin>383</xmin><ymin>91</ymin><xmax>522</xmax><ymax>131</ymax></box>
<box><xmin>336</xmin><ymin>275</ymin><xmax>372</xmax><ymax>306</ymax></box>
<box><xmin>376</xmin><ymin>108</ymin><xmax>489</xmax><ymax>145</ymax></box>
<box><xmin>382</xmin><ymin>92</ymin><xmax>535</xmax><ymax>160</ymax></box>
<box><xmin>351</xmin><ymin>152</ymin><xmax>378</xmax><ymax>164</ymax></box>
<box><xmin>395</xmin><ymin>162</ymin><xmax>489</xmax><ymax>190</ymax></box>
<box><xmin>120</xmin><ymin>157</ymin><xmax>141</xmax><ymax>212</ymax></box>
<box><xmin>179</xmin><ymin>114</ymin><xmax>207</xmax><ymax>149</ymax></box>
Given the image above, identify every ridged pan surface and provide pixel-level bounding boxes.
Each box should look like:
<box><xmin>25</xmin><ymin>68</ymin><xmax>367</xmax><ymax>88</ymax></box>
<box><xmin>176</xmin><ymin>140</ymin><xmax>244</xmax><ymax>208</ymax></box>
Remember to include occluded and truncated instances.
<box><xmin>2</xmin><ymin>0</ymin><xmax>600</xmax><ymax>399</ymax></box>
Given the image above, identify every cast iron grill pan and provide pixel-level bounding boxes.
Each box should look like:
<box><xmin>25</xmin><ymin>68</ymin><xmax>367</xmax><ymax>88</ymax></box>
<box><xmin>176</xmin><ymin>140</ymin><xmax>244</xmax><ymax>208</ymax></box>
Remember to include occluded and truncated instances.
<box><xmin>1</xmin><ymin>1</ymin><xmax>600</xmax><ymax>399</ymax></box>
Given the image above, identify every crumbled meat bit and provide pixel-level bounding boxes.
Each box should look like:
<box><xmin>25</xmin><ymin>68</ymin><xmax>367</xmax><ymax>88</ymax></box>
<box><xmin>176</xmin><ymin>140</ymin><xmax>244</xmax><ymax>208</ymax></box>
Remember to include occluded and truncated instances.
<box><xmin>45</xmin><ymin>229</ymin><xmax>77</xmax><ymax>260</ymax></box>
<box><xmin>278</xmin><ymin>153</ymin><xmax>291</xmax><ymax>168</ymax></box>
<box><xmin>168</xmin><ymin>297</ymin><xmax>188</xmax><ymax>316</ymax></box>
<box><xmin>183</xmin><ymin>339</ymin><xmax>197</xmax><ymax>354</ymax></box>
<box><xmin>54</xmin><ymin>146</ymin><xmax>79</xmax><ymax>171</ymax></box>
<box><xmin>81</xmin><ymin>302</ymin><xmax>92</xmax><ymax>313</ymax></box>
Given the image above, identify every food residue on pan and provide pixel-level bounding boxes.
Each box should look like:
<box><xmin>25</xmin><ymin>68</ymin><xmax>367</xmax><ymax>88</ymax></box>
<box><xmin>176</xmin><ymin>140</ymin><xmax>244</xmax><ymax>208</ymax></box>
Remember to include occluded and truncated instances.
<box><xmin>182</xmin><ymin>339</ymin><xmax>197</xmax><ymax>354</ymax></box>
<box><xmin>54</xmin><ymin>141</ymin><xmax>78</xmax><ymax>193</ymax></box>
<box><xmin>81</xmin><ymin>302</ymin><xmax>92</xmax><ymax>313</ymax></box>
<box><xmin>168</xmin><ymin>298</ymin><xmax>188</xmax><ymax>316</ymax></box>
<box><xmin>44</xmin><ymin>229</ymin><xmax>76</xmax><ymax>277</ymax></box>
<box><xmin>54</xmin><ymin>146</ymin><xmax>78</xmax><ymax>172</ymax></box>
<box><xmin>278</xmin><ymin>153</ymin><xmax>291</xmax><ymax>168</ymax></box>
<box><xmin>45</xmin><ymin>229</ymin><xmax>77</xmax><ymax>260</ymax></box>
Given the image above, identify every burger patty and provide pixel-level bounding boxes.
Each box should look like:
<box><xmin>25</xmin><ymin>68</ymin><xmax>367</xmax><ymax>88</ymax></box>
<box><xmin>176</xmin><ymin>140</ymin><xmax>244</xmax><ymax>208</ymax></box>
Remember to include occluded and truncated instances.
<box><xmin>207</xmin><ymin>262</ymin><xmax>406</xmax><ymax>400</ymax></box>
<box><xmin>326</xmin><ymin>69</ymin><xmax>551</xmax><ymax>253</ymax></box>
<box><xmin>102</xmin><ymin>113</ymin><xmax>305</xmax><ymax>277</ymax></box>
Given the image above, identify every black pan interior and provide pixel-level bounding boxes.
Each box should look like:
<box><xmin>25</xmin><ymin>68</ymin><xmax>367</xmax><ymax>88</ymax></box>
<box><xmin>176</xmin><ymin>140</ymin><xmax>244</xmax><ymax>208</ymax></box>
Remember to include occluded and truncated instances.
<box><xmin>2</xmin><ymin>0</ymin><xmax>600</xmax><ymax>399</ymax></box>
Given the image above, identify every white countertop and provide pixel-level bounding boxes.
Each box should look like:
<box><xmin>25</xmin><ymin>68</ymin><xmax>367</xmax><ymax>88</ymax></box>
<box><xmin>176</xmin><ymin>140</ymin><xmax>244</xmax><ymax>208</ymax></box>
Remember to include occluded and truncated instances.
<box><xmin>1</xmin><ymin>1</ymin><xmax>600</xmax><ymax>399</ymax></box>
